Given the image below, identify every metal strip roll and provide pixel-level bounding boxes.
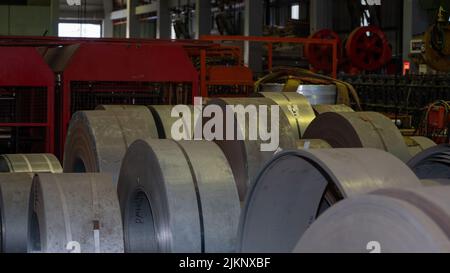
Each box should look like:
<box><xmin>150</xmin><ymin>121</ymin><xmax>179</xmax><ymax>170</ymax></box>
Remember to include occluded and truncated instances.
<box><xmin>238</xmin><ymin>148</ymin><xmax>420</xmax><ymax>253</ymax></box>
<box><xmin>0</xmin><ymin>154</ymin><xmax>62</xmax><ymax>173</ymax></box>
<box><xmin>295</xmin><ymin>186</ymin><xmax>450</xmax><ymax>252</ymax></box>
<box><xmin>296</xmin><ymin>139</ymin><xmax>331</xmax><ymax>149</ymax></box>
<box><xmin>28</xmin><ymin>173</ymin><xmax>124</xmax><ymax>253</ymax></box>
<box><xmin>117</xmin><ymin>139</ymin><xmax>240</xmax><ymax>253</ymax></box>
<box><xmin>147</xmin><ymin>105</ymin><xmax>195</xmax><ymax>139</ymax></box>
<box><xmin>312</xmin><ymin>104</ymin><xmax>355</xmax><ymax>115</ymax></box>
<box><xmin>404</xmin><ymin>136</ymin><xmax>437</xmax><ymax>157</ymax></box>
<box><xmin>63</xmin><ymin>109</ymin><xmax>158</xmax><ymax>185</ymax></box>
<box><xmin>407</xmin><ymin>144</ymin><xmax>450</xmax><ymax>180</ymax></box>
<box><xmin>206</xmin><ymin>97</ymin><xmax>297</xmax><ymax>201</ymax></box>
<box><xmin>303</xmin><ymin>112</ymin><xmax>411</xmax><ymax>162</ymax></box>
<box><xmin>0</xmin><ymin>173</ymin><xmax>33</xmax><ymax>253</ymax></box>
<box><xmin>420</xmin><ymin>179</ymin><xmax>450</xmax><ymax>186</ymax></box>
<box><xmin>261</xmin><ymin>92</ymin><xmax>315</xmax><ymax>138</ymax></box>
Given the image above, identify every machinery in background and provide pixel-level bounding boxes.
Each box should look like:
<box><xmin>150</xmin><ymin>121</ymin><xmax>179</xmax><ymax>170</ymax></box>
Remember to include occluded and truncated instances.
<box><xmin>341</xmin><ymin>74</ymin><xmax>450</xmax><ymax>143</ymax></box>
<box><xmin>305</xmin><ymin>26</ymin><xmax>392</xmax><ymax>74</ymax></box>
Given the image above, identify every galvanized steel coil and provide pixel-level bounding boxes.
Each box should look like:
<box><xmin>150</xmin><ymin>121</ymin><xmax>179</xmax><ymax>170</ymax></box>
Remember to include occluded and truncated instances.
<box><xmin>404</xmin><ymin>136</ymin><xmax>436</xmax><ymax>157</ymax></box>
<box><xmin>117</xmin><ymin>139</ymin><xmax>240</xmax><ymax>253</ymax></box>
<box><xmin>295</xmin><ymin>186</ymin><xmax>450</xmax><ymax>252</ymax></box>
<box><xmin>260</xmin><ymin>92</ymin><xmax>315</xmax><ymax>139</ymax></box>
<box><xmin>0</xmin><ymin>154</ymin><xmax>62</xmax><ymax>173</ymax></box>
<box><xmin>63</xmin><ymin>109</ymin><xmax>158</xmax><ymax>185</ymax></box>
<box><xmin>407</xmin><ymin>144</ymin><xmax>450</xmax><ymax>180</ymax></box>
<box><xmin>312</xmin><ymin>104</ymin><xmax>355</xmax><ymax>115</ymax></box>
<box><xmin>303</xmin><ymin>112</ymin><xmax>411</xmax><ymax>162</ymax></box>
<box><xmin>28</xmin><ymin>173</ymin><xmax>124</xmax><ymax>253</ymax></box>
<box><xmin>206</xmin><ymin>97</ymin><xmax>297</xmax><ymax>201</ymax></box>
<box><xmin>0</xmin><ymin>173</ymin><xmax>33</xmax><ymax>253</ymax></box>
<box><xmin>238</xmin><ymin>148</ymin><xmax>420</xmax><ymax>253</ymax></box>
<box><xmin>148</xmin><ymin>105</ymin><xmax>195</xmax><ymax>139</ymax></box>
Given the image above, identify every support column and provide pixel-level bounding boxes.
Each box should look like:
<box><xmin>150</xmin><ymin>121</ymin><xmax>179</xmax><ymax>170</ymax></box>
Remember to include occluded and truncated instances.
<box><xmin>50</xmin><ymin>0</ymin><xmax>59</xmax><ymax>36</ymax></box>
<box><xmin>157</xmin><ymin>0</ymin><xmax>171</xmax><ymax>39</ymax></box>
<box><xmin>195</xmin><ymin>0</ymin><xmax>212</xmax><ymax>39</ymax></box>
<box><xmin>244</xmin><ymin>0</ymin><xmax>264</xmax><ymax>76</ymax></box>
<box><xmin>403</xmin><ymin>0</ymin><xmax>413</xmax><ymax>62</ymax></box>
<box><xmin>310</xmin><ymin>0</ymin><xmax>333</xmax><ymax>34</ymax></box>
<box><xmin>126</xmin><ymin>0</ymin><xmax>139</xmax><ymax>38</ymax></box>
<box><xmin>103</xmin><ymin>0</ymin><xmax>113</xmax><ymax>38</ymax></box>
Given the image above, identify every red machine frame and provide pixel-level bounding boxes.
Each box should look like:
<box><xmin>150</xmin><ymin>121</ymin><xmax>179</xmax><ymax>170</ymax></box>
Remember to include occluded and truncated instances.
<box><xmin>0</xmin><ymin>47</ymin><xmax>54</xmax><ymax>154</ymax></box>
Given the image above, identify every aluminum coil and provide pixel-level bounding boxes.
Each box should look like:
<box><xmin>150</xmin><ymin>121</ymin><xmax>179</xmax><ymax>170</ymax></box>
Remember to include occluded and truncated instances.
<box><xmin>0</xmin><ymin>173</ymin><xmax>33</xmax><ymax>253</ymax></box>
<box><xmin>0</xmin><ymin>154</ymin><xmax>62</xmax><ymax>173</ymax></box>
<box><xmin>118</xmin><ymin>139</ymin><xmax>240</xmax><ymax>253</ymax></box>
<box><xmin>63</xmin><ymin>109</ymin><xmax>158</xmax><ymax>185</ymax></box>
<box><xmin>28</xmin><ymin>173</ymin><xmax>124</xmax><ymax>253</ymax></box>
<box><xmin>148</xmin><ymin>105</ymin><xmax>195</xmax><ymax>139</ymax></box>
<box><xmin>312</xmin><ymin>104</ymin><xmax>355</xmax><ymax>116</ymax></box>
<box><xmin>295</xmin><ymin>186</ymin><xmax>450</xmax><ymax>252</ymax></box>
<box><xmin>261</xmin><ymin>92</ymin><xmax>315</xmax><ymax>138</ymax></box>
<box><xmin>303</xmin><ymin>112</ymin><xmax>411</xmax><ymax>162</ymax></box>
<box><xmin>206</xmin><ymin>97</ymin><xmax>297</xmax><ymax>201</ymax></box>
<box><xmin>404</xmin><ymin>136</ymin><xmax>437</xmax><ymax>157</ymax></box>
<box><xmin>407</xmin><ymin>144</ymin><xmax>450</xmax><ymax>180</ymax></box>
<box><xmin>297</xmin><ymin>85</ymin><xmax>337</xmax><ymax>105</ymax></box>
<box><xmin>238</xmin><ymin>148</ymin><xmax>420</xmax><ymax>253</ymax></box>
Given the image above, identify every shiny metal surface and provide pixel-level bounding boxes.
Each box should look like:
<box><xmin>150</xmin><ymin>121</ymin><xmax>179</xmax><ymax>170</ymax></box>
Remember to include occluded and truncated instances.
<box><xmin>206</xmin><ymin>98</ymin><xmax>297</xmax><ymax>201</ymax></box>
<box><xmin>404</xmin><ymin>136</ymin><xmax>437</xmax><ymax>157</ymax></box>
<box><xmin>297</xmin><ymin>85</ymin><xmax>337</xmax><ymax>105</ymax></box>
<box><xmin>260</xmin><ymin>83</ymin><xmax>285</xmax><ymax>92</ymax></box>
<box><xmin>118</xmin><ymin>139</ymin><xmax>240</xmax><ymax>253</ymax></box>
<box><xmin>261</xmin><ymin>92</ymin><xmax>315</xmax><ymax>138</ymax></box>
<box><xmin>296</xmin><ymin>187</ymin><xmax>450</xmax><ymax>252</ymax></box>
<box><xmin>304</xmin><ymin>112</ymin><xmax>412</xmax><ymax>162</ymax></box>
<box><xmin>238</xmin><ymin>148</ymin><xmax>420</xmax><ymax>253</ymax></box>
<box><xmin>407</xmin><ymin>144</ymin><xmax>450</xmax><ymax>180</ymax></box>
<box><xmin>0</xmin><ymin>154</ymin><xmax>62</xmax><ymax>173</ymax></box>
<box><xmin>312</xmin><ymin>104</ymin><xmax>355</xmax><ymax>115</ymax></box>
<box><xmin>28</xmin><ymin>173</ymin><xmax>124</xmax><ymax>253</ymax></box>
<box><xmin>0</xmin><ymin>173</ymin><xmax>33</xmax><ymax>253</ymax></box>
<box><xmin>63</xmin><ymin>109</ymin><xmax>158</xmax><ymax>185</ymax></box>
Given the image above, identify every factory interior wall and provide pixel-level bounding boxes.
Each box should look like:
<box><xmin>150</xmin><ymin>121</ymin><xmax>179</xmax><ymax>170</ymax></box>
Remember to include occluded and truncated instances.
<box><xmin>0</xmin><ymin>5</ymin><xmax>54</xmax><ymax>36</ymax></box>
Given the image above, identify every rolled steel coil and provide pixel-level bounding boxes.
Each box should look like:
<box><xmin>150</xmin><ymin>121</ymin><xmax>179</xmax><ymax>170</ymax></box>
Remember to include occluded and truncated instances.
<box><xmin>118</xmin><ymin>139</ymin><xmax>240</xmax><ymax>253</ymax></box>
<box><xmin>0</xmin><ymin>173</ymin><xmax>33</xmax><ymax>253</ymax></box>
<box><xmin>312</xmin><ymin>104</ymin><xmax>355</xmax><ymax>115</ymax></box>
<box><xmin>63</xmin><ymin>110</ymin><xmax>158</xmax><ymax>185</ymax></box>
<box><xmin>206</xmin><ymin>97</ymin><xmax>297</xmax><ymax>201</ymax></box>
<box><xmin>260</xmin><ymin>92</ymin><xmax>315</xmax><ymax>139</ymax></box>
<box><xmin>148</xmin><ymin>105</ymin><xmax>195</xmax><ymax>139</ymax></box>
<box><xmin>238</xmin><ymin>148</ymin><xmax>420</xmax><ymax>253</ymax></box>
<box><xmin>0</xmin><ymin>154</ymin><xmax>62</xmax><ymax>173</ymax></box>
<box><xmin>404</xmin><ymin>136</ymin><xmax>436</xmax><ymax>157</ymax></box>
<box><xmin>407</xmin><ymin>144</ymin><xmax>450</xmax><ymax>180</ymax></box>
<box><xmin>28</xmin><ymin>173</ymin><xmax>124</xmax><ymax>253</ymax></box>
<box><xmin>420</xmin><ymin>179</ymin><xmax>450</xmax><ymax>186</ymax></box>
<box><xmin>295</xmin><ymin>186</ymin><xmax>450</xmax><ymax>252</ymax></box>
<box><xmin>296</xmin><ymin>139</ymin><xmax>331</xmax><ymax>149</ymax></box>
<box><xmin>303</xmin><ymin>112</ymin><xmax>411</xmax><ymax>162</ymax></box>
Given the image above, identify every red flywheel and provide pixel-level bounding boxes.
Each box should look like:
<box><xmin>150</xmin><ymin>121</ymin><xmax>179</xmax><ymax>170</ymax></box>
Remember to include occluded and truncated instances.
<box><xmin>305</xmin><ymin>29</ymin><xmax>342</xmax><ymax>73</ymax></box>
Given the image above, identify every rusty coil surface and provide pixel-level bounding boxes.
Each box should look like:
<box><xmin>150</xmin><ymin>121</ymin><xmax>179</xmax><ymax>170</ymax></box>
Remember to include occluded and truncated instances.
<box><xmin>407</xmin><ymin>144</ymin><xmax>450</xmax><ymax>181</ymax></box>
<box><xmin>63</xmin><ymin>109</ymin><xmax>158</xmax><ymax>185</ymax></box>
<box><xmin>404</xmin><ymin>136</ymin><xmax>436</xmax><ymax>157</ymax></box>
<box><xmin>295</xmin><ymin>186</ymin><xmax>450</xmax><ymax>252</ymax></box>
<box><xmin>206</xmin><ymin>97</ymin><xmax>297</xmax><ymax>201</ymax></box>
<box><xmin>260</xmin><ymin>92</ymin><xmax>315</xmax><ymax>139</ymax></box>
<box><xmin>238</xmin><ymin>148</ymin><xmax>420</xmax><ymax>253</ymax></box>
<box><xmin>312</xmin><ymin>104</ymin><xmax>355</xmax><ymax>116</ymax></box>
<box><xmin>303</xmin><ymin>112</ymin><xmax>411</xmax><ymax>162</ymax></box>
<box><xmin>0</xmin><ymin>154</ymin><xmax>62</xmax><ymax>173</ymax></box>
<box><xmin>118</xmin><ymin>139</ymin><xmax>240</xmax><ymax>253</ymax></box>
<box><xmin>28</xmin><ymin>173</ymin><xmax>124</xmax><ymax>253</ymax></box>
<box><xmin>0</xmin><ymin>173</ymin><xmax>33</xmax><ymax>253</ymax></box>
